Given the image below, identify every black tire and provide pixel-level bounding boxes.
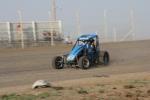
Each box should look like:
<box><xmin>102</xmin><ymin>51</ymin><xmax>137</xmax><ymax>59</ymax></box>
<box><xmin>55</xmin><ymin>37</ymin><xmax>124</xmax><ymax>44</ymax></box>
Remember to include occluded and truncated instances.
<box><xmin>78</xmin><ymin>56</ymin><xmax>90</xmax><ymax>69</ymax></box>
<box><xmin>52</xmin><ymin>56</ymin><xmax>64</xmax><ymax>69</ymax></box>
<box><xmin>100</xmin><ymin>51</ymin><xmax>109</xmax><ymax>65</ymax></box>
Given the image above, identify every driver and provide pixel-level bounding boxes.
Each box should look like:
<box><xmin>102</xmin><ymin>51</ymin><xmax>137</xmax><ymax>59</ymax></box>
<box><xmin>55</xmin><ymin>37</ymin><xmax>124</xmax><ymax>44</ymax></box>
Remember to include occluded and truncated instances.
<box><xmin>90</xmin><ymin>39</ymin><xmax>96</xmax><ymax>50</ymax></box>
<box><xmin>86</xmin><ymin>39</ymin><xmax>96</xmax><ymax>53</ymax></box>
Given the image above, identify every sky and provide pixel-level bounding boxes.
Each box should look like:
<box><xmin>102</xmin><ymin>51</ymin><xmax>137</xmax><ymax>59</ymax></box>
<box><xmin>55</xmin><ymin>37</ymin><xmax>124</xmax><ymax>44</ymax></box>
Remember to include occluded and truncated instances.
<box><xmin>0</xmin><ymin>0</ymin><xmax>150</xmax><ymax>40</ymax></box>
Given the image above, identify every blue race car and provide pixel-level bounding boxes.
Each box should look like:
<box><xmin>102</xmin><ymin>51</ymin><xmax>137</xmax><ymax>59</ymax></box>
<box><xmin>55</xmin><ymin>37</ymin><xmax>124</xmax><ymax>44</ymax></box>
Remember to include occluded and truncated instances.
<box><xmin>52</xmin><ymin>33</ymin><xmax>109</xmax><ymax>69</ymax></box>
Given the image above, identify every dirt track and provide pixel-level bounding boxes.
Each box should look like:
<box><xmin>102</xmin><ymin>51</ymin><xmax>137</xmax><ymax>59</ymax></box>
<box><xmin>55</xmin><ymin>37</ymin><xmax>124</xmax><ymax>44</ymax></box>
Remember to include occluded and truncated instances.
<box><xmin>0</xmin><ymin>40</ymin><xmax>150</xmax><ymax>89</ymax></box>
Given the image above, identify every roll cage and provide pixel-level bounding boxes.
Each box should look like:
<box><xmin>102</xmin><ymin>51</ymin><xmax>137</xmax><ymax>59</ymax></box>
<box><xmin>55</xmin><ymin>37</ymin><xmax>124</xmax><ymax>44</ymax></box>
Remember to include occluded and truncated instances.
<box><xmin>72</xmin><ymin>34</ymin><xmax>100</xmax><ymax>51</ymax></box>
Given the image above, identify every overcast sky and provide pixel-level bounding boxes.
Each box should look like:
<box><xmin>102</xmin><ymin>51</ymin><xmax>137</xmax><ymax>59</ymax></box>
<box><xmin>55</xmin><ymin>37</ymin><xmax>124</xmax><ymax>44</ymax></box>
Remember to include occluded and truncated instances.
<box><xmin>0</xmin><ymin>0</ymin><xmax>150</xmax><ymax>40</ymax></box>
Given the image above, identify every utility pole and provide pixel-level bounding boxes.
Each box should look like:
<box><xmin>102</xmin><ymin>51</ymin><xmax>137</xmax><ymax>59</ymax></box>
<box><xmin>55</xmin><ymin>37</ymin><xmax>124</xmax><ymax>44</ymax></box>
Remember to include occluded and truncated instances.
<box><xmin>51</xmin><ymin>0</ymin><xmax>57</xmax><ymax>21</ymax></box>
<box><xmin>76</xmin><ymin>11</ymin><xmax>81</xmax><ymax>36</ymax></box>
<box><xmin>120</xmin><ymin>10</ymin><xmax>135</xmax><ymax>41</ymax></box>
<box><xmin>18</xmin><ymin>10</ymin><xmax>24</xmax><ymax>49</ymax></box>
<box><xmin>48</xmin><ymin>12</ymin><xmax>54</xmax><ymax>46</ymax></box>
<box><xmin>50</xmin><ymin>0</ymin><xmax>56</xmax><ymax>46</ymax></box>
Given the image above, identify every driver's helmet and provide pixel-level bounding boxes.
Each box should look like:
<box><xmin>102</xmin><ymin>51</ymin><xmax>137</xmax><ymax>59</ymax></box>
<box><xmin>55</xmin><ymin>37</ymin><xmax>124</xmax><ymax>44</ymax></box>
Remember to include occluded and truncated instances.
<box><xmin>89</xmin><ymin>38</ymin><xmax>94</xmax><ymax>44</ymax></box>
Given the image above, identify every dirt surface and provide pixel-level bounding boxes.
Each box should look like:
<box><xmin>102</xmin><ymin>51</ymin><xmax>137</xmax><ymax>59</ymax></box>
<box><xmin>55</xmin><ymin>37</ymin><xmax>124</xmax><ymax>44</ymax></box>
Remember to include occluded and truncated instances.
<box><xmin>0</xmin><ymin>40</ymin><xmax>150</xmax><ymax>92</ymax></box>
<box><xmin>0</xmin><ymin>72</ymin><xmax>150</xmax><ymax>100</ymax></box>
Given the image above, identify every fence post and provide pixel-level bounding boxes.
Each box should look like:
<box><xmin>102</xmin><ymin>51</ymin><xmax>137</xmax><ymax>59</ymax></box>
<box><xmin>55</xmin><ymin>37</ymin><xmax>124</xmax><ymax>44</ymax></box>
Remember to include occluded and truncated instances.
<box><xmin>58</xmin><ymin>20</ymin><xmax>62</xmax><ymax>36</ymax></box>
<box><xmin>49</xmin><ymin>21</ymin><xmax>54</xmax><ymax>46</ymax></box>
<box><xmin>7</xmin><ymin>22</ymin><xmax>11</xmax><ymax>43</ymax></box>
<box><xmin>32</xmin><ymin>21</ymin><xmax>37</xmax><ymax>41</ymax></box>
<box><xmin>17</xmin><ymin>10</ymin><xmax>24</xmax><ymax>49</ymax></box>
<box><xmin>51</xmin><ymin>29</ymin><xmax>54</xmax><ymax>46</ymax></box>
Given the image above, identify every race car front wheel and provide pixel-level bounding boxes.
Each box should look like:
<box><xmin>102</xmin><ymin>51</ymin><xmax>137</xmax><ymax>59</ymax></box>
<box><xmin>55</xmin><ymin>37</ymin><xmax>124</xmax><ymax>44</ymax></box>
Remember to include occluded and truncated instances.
<box><xmin>78</xmin><ymin>56</ymin><xmax>90</xmax><ymax>69</ymax></box>
<box><xmin>52</xmin><ymin>56</ymin><xmax>64</xmax><ymax>69</ymax></box>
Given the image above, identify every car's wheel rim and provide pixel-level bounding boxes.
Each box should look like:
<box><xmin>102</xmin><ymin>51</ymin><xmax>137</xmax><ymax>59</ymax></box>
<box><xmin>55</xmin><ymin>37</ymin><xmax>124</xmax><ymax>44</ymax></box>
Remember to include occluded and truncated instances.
<box><xmin>83</xmin><ymin>58</ymin><xmax>90</xmax><ymax>68</ymax></box>
<box><xmin>55</xmin><ymin>57</ymin><xmax>63</xmax><ymax>68</ymax></box>
<box><xmin>104</xmin><ymin>55</ymin><xmax>108</xmax><ymax>64</ymax></box>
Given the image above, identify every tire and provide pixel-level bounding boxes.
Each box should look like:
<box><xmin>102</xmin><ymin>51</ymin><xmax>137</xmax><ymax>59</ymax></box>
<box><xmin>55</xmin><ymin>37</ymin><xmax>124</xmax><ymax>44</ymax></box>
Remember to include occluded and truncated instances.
<box><xmin>78</xmin><ymin>56</ymin><xmax>90</xmax><ymax>69</ymax></box>
<box><xmin>100</xmin><ymin>51</ymin><xmax>109</xmax><ymax>65</ymax></box>
<box><xmin>52</xmin><ymin>56</ymin><xmax>64</xmax><ymax>69</ymax></box>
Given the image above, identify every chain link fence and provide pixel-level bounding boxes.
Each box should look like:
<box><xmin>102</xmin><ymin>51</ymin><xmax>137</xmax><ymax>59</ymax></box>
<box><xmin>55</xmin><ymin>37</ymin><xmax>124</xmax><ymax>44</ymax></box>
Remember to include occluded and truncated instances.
<box><xmin>0</xmin><ymin>21</ymin><xmax>63</xmax><ymax>48</ymax></box>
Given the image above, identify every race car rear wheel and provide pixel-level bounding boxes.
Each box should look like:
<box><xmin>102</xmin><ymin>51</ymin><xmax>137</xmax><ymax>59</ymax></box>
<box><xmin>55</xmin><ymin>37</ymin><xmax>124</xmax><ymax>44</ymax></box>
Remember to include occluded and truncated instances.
<box><xmin>78</xmin><ymin>56</ymin><xmax>90</xmax><ymax>69</ymax></box>
<box><xmin>100</xmin><ymin>51</ymin><xmax>109</xmax><ymax>65</ymax></box>
<box><xmin>52</xmin><ymin>56</ymin><xmax>64</xmax><ymax>69</ymax></box>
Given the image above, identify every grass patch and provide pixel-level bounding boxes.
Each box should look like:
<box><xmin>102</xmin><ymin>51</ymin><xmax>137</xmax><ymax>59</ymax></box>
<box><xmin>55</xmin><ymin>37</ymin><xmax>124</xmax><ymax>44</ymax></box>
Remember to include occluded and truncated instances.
<box><xmin>0</xmin><ymin>94</ymin><xmax>36</xmax><ymax>100</ymax></box>
<box><xmin>50</xmin><ymin>91</ymin><xmax>61</xmax><ymax>96</ymax></box>
<box><xmin>0</xmin><ymin>92</ymin><xmax>51</xmax><ymax>100</ymax></box>
<box><xmin>37</xmin><ymin>92</ymin><xmax>50</xmax><ymax>99</ymax></box>
<box><xmin>77</xmin><ymin>88</ymin><xmax>88</xmax><ymax>94</ymax></box>
<box><xmin>125</xmin><ymin>92</ymin><xmax>134</xmax><ymax>98</ymax></box>
<box><xmin>124</xmin><ymin>84</ymin><xmax>136</xmax><ymax>89</ymax></box>
<box><xmin>99</xmin><ymin>89</ymin><xmax>105</xmax><ymax>93</ymax></box>
<box><xmin>67</xmin><ymin>87</ymin><xmax>74</xmax><ymax>90</ymax></box>
<box><xmin>96</xmin><ymin>84</ymin><xmax>105</xmax><ymax>87</ymax></box>
<box><xmin>129</xmin><ymin>80</ymin><xmax>150</xmax><ymax>85</ymax></box>
<box><xmin>52</xmin><ymin>86</ymin><xmax>64</xmax><ymax>90</ymax></box>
